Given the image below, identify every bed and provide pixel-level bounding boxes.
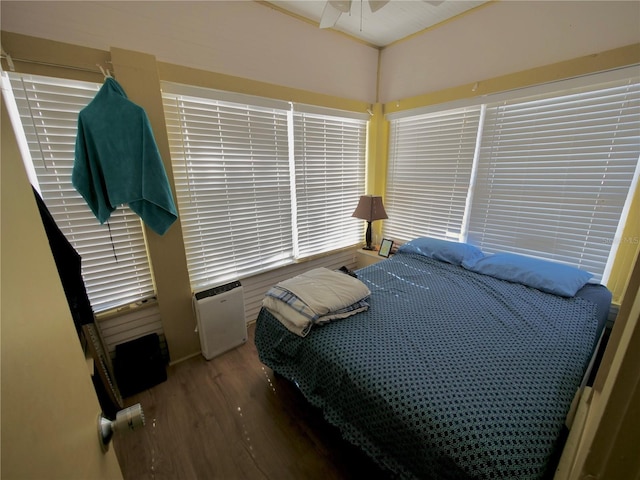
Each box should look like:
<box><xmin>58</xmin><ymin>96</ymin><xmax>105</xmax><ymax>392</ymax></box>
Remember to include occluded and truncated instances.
<box><xmin>254</xmin><ymin>238</ymin><xmax>611</xmax><ymax>480</ymax></box>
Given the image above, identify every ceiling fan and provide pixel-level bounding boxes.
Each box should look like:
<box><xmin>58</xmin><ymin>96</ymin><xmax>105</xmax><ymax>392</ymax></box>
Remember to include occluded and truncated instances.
<box><xmin>319</xmin><ymin>0</ymin><xmax>445</xmax><ymax>29</ymax></box>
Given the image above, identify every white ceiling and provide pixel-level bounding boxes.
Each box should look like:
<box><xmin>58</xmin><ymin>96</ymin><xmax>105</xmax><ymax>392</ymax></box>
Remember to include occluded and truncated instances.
<box><xmin>267</xmin><ymin>0</ymin><xmax>490</xmax><ymax>47</ymax></box>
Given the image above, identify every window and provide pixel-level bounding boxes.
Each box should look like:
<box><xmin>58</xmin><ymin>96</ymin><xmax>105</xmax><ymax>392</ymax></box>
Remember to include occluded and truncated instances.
<box><xmin>3</xmin><ymin>72</ymin><xmax>155</xmax><ymax>312</ymax></box>
<box><xmin>468</xmin><ymin>79</ymin><xmax>640</xmax><ymax>278</ymax></box>
<box><xmin>385</xmin><ymin>68</ymin><xmax>640</xmax><ymax>282</ymax></box>
<box><xmin>162</xmin><ymin>85</ymin><xmax>293</xmax><ymax>290</ymax></box>
<box><xmin>162</xmin><ymin>83</ymin><xmax>367</xmax><ymax>291</ymax></box>
<box><xmin>386</xmin><ymin>106</ymin><xmax>481</xmax><ymax>241</ymax></box>
<box><xmin>292</xmin><ymin>105</ymin><xmax>367</xmax><ymax>258</ymax></box>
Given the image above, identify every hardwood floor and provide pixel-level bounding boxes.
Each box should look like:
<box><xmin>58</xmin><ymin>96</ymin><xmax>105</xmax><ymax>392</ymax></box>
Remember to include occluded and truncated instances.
<box><xmin>113</xmin><ymin>322</ymin><xmax>392</xmax><ymax>480</ymax></box>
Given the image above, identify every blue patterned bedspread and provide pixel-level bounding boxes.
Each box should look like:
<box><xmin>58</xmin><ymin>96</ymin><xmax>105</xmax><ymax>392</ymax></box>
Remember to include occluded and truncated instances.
<box><xmin>254</xmin><ymin>252</ymin><xmax>601</xmax><ymax>479</ymax></box>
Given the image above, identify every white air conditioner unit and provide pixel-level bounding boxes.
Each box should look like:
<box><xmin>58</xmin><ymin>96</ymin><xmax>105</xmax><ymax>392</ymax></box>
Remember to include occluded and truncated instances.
<box><xmin>192</xmin><ymin>281</ymin><xmax>247</xmax><ymax>360</ymax></box>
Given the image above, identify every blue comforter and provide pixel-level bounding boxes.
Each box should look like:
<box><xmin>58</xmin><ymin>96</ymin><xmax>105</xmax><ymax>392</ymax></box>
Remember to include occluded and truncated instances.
<box><xmin>255</xmin><ymin>252</ymin><xmax>603</xmax><ymax>479</ymax></box>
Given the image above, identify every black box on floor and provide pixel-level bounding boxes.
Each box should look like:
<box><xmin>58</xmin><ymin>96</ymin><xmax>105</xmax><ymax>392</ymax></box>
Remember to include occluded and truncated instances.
<box><xmin>114</xmin><ymin>333</ymin><xmax>167</xmax><ymax>397</ymax></box>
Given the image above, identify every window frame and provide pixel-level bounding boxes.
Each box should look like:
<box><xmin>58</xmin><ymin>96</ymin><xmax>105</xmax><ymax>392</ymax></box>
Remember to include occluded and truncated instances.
<box><xmin>384</xmin><ymin>67</ymin><xmax>640</xmax><ymax>283</ymax></box>
<box><xmin>162</xmin><ymin>82</ymin><xmax>368</xmax><ymax>291</ymax></box>
<box><xmin>2</xmin><ymin>71</ymin><xmax>157</xmax><ymax>313</ymax></box>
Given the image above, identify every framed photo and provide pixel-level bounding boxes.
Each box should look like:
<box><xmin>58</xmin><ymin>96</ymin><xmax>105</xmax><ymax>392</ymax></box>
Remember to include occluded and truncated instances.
<box><xmin>379</xmin><ymin>238</ymin><xmax>393</xmax><ymax>257</ymax></box>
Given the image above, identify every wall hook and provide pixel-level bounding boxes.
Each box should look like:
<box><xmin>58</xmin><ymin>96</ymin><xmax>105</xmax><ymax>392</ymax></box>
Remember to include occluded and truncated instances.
<box><xmin>96</xmin><ymin>64</ymin><xmax>113</xmax><ymax>79</ymax></box>
<box><xmin>1</xmin><ymin>48</ymin><xmax>15</xmax><ymax>71</ymax></box>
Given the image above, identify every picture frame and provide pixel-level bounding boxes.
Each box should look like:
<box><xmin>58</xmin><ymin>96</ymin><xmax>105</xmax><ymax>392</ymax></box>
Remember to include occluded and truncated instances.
<box><xmin>379</xmin><ymin>238</ymin><xmax>393</xmax><ymax>257</ymax></box>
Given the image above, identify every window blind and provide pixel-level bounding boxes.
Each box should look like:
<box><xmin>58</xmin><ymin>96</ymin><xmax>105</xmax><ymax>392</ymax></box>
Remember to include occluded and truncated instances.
<box><xmin>5</xmin><ymin>72</ymin><xmax>155</xmax><ymax>312</ymax></box>
<box><xmin>468</xmin><ymin>78</ymin><xmax>640</xmax><ymax>280</ymax></box>
<box><xmin>292</xmin><ymin>109</ymin><xmax>367</xmax><ymax>257</ymax></box>
<box><xmin>385</xmin><ymin>69</ymin><xmax>639</xmax><ymax>284</ymax></box>
<box><xmin>162</xmin><ymin>83</ymin><xmax>368</xmax><ymax>291</ymax></box>
<box><xmin>385</xmin><ymin>106</ymin><xmax>482</xmax><ymax>242</ymax></box>
<box><xmin>162</xmin><ymin>85</ymin><xmax>293</xmax><ymax>291</ymax></box>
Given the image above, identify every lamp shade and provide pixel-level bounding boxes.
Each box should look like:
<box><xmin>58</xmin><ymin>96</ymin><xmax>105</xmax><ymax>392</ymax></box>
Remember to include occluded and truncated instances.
<box><xmin>352</xmin><ymin>195</ymin><xmax>388</xmax><ymax>222</ymax></box>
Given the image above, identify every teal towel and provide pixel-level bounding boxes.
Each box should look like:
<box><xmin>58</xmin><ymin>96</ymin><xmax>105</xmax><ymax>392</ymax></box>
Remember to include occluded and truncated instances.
<box><xmin>72</xmin><ymin>78</ymin><xmax>178</xmax><ymax>235</ymax></box>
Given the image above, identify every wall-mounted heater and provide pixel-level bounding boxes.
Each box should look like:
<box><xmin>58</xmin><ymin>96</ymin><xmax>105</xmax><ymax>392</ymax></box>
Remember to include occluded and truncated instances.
<box><xmin>192</xmin><ymin>281</ymin><xmax>247</xmax><ymax>360</ymax></box>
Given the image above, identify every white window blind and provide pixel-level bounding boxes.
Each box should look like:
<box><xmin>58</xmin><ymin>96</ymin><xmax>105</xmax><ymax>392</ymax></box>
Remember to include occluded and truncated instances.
<box><xmin>385</xmin><ymin>106</ymin><xmax>481</xmax><ymax>242</ymax></box>
<box><xmin>384</xmin><ymin>69</ymin><xmax>639</xmax><ymax>283</ymax></box>
<box><xmin>5</xmin><ymin>72</ymin><xmax>155</xmax><ymax>312</ymax></box>
<box><xmin>292</xmin><ymin>108</ymin><xmax>367</xmax><ymax>257</ymax></box>
<box><xmin>162</xmin><ymin>83</ymin><xmax>368</xmax><ymax>291</ymax></box>
<box><xmin>162</xmin><ymin>84</ymin><xmax>293</xmax><ymax>291</ymax></box>
<box><xmin>468</xmin><ymin>78</ymin><xmax>640</xmax><ymax>280</ymax></box>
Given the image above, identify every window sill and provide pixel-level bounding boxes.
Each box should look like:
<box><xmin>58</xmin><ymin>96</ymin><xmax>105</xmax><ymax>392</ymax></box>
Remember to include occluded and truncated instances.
<box><xmin>95</xmin><ymin>296</ymin><xmax>158</xmax><ymax>322</ymax></box>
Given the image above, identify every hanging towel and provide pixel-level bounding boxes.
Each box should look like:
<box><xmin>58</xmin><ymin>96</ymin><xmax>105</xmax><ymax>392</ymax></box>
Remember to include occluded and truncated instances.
<box><xmin>72</xmin><ymin>77</ymin><xmax>178</xmax><ymax>235</ymax></box>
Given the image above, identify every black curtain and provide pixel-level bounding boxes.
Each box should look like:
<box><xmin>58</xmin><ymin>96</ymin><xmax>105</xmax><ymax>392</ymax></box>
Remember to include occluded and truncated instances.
<box><xmin>32</xmin><ymin>187</ymin><xmax>94</xmax><ymax>335</ymax></box>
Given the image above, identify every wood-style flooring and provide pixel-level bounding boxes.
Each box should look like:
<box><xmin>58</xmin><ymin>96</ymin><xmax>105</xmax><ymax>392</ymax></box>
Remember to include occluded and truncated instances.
<box><xmin>113</xmin><ymin>322</ymin><xmax>392</xmax><ymax>480</ymax></box>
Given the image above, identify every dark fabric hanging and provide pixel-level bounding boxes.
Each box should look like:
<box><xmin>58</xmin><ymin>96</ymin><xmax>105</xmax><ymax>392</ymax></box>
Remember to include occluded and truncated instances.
<box><xmin>32</xmin><ymin>186</ymin><xmax>94</xmax><ymax>334</ymax></box>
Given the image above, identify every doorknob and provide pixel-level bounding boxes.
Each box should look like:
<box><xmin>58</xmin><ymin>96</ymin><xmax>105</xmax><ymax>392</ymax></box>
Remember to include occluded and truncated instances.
<box><xmin>98</xmin><ymin>403</ymin><xmax>145</xmax><ymax>452</ymax></box>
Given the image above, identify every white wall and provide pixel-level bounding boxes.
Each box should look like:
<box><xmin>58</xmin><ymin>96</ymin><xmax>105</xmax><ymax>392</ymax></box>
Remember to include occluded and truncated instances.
<box><xmin>379</xmin><ymin>0</ymin><xmax>640</xmax><ymax>103</ymax></box>
<box><xmin>3</xmin><ymin>1</ymin><xmax>638</xmax><ymax>106</ymax></box>
<box><xmin>0</xmin><ymin>1</ymin><xmax>379</xmax><ymax>103</ymax></box>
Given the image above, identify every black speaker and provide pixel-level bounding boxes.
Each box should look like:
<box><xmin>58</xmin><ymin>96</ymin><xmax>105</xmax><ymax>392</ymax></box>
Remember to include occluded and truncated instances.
<box><xmin>114</xmin><ymin>333</ymin><xmax>167</xmax><ymax>397</ymax></box>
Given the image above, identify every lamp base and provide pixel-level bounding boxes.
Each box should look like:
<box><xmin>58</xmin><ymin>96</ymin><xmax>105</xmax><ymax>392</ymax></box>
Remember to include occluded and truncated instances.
<box><xmin>363</xmin><ymin>221</ymin><xmax>375</xmax><ymax>251</ymax></box>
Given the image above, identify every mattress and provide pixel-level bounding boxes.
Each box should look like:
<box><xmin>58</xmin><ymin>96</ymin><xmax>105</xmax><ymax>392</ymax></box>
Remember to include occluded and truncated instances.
<box><xmin>254</xmin><ymin>252</ymin><xmax>611</xmax><ymax>479</ymax></box>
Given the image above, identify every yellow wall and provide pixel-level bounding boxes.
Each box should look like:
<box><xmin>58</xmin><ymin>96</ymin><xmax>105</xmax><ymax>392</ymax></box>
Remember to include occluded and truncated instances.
<box><xmin>607</xmin><ymin>190</ymin><xmax>640</xmax><ymax>304</ymax></box>
<box><xmin>556</xmin><ymin>249</ymin><xmax>640</xmax><ymax>479</ymax></box>
<box><xmin>1</xmin><ymin>97</ymin><xmax>123</xmax><ymax>479</ymax></box>
<box><xmin>109</xmin><ymin>48</ymin><xmax>200</xmax><ymax>362</ymax></box>
<box><xmin>2</xmin><ymin>31</ymin><xmax>639</xmax><ymax>360</ymax></box>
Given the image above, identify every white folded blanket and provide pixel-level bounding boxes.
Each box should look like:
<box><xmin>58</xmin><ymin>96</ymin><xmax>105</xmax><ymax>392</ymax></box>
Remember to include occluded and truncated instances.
<box><xmin>263</xmin><ymin>267</ymin><xmax>371</xmax><ymax>337</ymax></box>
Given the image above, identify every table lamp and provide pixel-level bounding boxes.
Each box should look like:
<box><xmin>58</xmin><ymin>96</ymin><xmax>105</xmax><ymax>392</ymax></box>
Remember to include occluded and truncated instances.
<box><xmin>352</xmin><ymin>195</ymin><xmax>388</xmax><ymax>250</ymax></box>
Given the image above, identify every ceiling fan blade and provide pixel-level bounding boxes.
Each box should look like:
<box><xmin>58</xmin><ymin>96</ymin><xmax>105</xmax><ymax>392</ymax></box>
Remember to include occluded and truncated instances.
<box><xmin>330</xmin><ymin>0</ymin><xmax>352</xmax><ymax>13</ymax></box>
<box><xmin>319</xmin><ymin>0</ymin><xmax>351</xmax><ymax>29</ymax></box>
<box><xmin>319</xmin><ymin>5</ymin><xmax>342</xmax><ymax>28</ymax></box>
<box><xmin>424</xmin><ymin>0</ymin><xmax>446</xmax><ymax>5</ymax></box>
<box><xmin>368</xmin><ymin>0</ymin><xmax>389</xmax><ymax>13</ymax></box>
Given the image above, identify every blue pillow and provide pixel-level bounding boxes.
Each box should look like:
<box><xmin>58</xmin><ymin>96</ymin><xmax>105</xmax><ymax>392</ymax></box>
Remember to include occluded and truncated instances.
<box><xmin>397</xmin><ymin>237</ymin><xmax>484</xmax><ymax>266</ymax></box>
<box><xmin>465</xmin><ymin>252</ymin><xmax>593</xmax><ymax>297</ymax></box>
